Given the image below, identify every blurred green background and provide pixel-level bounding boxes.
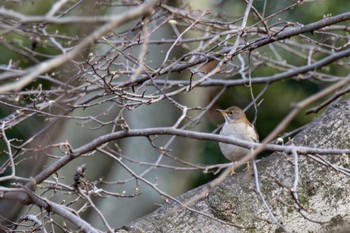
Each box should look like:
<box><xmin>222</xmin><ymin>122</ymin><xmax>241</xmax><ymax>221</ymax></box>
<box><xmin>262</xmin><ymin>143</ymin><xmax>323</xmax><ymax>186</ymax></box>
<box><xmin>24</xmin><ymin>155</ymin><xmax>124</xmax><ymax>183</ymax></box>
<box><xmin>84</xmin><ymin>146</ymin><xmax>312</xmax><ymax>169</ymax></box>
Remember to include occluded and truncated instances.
<box><xmin>0</xmin><ymin>0</ymin><xmax>349</xmax><ymax>230</ymax></box>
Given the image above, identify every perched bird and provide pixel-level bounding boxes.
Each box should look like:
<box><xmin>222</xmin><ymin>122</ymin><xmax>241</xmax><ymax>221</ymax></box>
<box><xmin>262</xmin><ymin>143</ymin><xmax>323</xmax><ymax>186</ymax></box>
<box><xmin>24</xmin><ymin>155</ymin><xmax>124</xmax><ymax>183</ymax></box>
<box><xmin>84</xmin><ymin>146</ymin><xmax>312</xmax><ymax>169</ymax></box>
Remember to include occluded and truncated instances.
<box><xmin>217</xmin><ymin>106</ymin><xmax>259</xmax><ymax>170</ymax></box>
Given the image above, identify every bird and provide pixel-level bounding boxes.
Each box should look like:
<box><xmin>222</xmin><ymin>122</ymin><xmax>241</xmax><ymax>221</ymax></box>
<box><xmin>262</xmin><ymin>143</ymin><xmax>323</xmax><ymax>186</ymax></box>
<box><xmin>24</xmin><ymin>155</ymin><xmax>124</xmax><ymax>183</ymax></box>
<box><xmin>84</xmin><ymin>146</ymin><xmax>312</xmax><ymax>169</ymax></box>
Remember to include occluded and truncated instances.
<box><xmin>217</xmin><ymin>106</ymin><xmax>259</xmax><ymax>172</ymax></box>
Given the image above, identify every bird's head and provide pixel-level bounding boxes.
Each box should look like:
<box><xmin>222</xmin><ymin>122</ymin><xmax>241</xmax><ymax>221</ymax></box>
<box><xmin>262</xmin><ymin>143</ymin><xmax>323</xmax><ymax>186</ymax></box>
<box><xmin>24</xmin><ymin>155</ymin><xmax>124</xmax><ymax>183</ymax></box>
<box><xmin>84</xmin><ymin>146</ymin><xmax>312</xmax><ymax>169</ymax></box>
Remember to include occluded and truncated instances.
<box><xmin>217</xmin><ymin>106</ymin><xmax>246</xmax><ymax>123</ymax></box>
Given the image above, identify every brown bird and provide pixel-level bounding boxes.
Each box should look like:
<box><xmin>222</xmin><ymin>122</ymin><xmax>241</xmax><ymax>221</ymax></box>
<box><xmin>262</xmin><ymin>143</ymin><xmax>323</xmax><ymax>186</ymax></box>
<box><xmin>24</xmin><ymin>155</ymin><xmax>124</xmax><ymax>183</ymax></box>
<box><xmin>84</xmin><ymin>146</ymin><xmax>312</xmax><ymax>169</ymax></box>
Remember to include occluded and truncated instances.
<box><xmin>217</xmin><ymin>106</ymin><xmax>259</xmax><ymax>171</ymax></box>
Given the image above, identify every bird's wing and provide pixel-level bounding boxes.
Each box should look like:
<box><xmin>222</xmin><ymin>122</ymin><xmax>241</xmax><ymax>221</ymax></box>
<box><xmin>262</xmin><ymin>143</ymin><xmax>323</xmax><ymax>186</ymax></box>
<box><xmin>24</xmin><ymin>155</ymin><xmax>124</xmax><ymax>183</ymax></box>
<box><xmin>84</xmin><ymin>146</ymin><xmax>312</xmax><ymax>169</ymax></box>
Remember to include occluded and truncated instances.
<box><xmin>250</xmin><ymin>124</ymin><xmax>259</xmax><ymax>142</ymax></box>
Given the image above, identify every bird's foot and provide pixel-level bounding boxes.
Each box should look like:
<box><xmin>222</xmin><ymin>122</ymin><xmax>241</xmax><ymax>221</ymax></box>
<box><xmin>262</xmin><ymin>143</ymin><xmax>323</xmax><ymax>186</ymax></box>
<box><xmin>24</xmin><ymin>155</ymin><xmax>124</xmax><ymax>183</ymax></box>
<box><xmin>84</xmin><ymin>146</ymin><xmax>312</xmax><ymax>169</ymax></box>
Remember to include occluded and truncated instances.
<box><xmin>243</xmin><ymin>161</ymin><xmax>251</xmax><ymax>172</ymax></box>
<box><xmin>230</xmin><ymin>168</ymin><xmax>236</xmax><ymax>176</ymax></box>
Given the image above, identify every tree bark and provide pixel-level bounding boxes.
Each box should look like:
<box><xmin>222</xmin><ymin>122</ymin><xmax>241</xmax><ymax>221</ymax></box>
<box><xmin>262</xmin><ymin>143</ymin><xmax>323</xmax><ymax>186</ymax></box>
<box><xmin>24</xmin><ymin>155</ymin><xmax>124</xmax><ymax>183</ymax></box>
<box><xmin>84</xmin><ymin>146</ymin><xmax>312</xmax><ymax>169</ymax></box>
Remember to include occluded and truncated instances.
<box><xmin>121</xmin><ymin>99</ymin><xmax>350</xmax><ymax>232</ymax></box>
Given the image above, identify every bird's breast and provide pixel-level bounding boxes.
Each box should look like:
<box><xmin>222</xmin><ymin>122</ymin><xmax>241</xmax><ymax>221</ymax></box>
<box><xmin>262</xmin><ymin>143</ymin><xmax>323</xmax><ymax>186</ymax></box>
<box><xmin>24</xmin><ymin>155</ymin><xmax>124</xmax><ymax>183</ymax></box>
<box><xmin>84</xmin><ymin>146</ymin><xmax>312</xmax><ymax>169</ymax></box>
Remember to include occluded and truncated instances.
<box><xmin>221</xmin><ymin>122</ymin><xmax>250</xmax><ymax>140</ymax></box>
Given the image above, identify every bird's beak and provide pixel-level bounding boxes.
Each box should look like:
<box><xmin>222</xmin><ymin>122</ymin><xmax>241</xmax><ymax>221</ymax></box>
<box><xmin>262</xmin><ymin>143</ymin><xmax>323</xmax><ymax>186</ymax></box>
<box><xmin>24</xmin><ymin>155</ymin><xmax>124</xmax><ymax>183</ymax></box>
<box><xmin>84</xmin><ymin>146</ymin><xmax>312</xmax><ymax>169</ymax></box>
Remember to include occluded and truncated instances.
<box><xmin>216</xmin><ymin>109</ymin><xmax>225</xmax><ymax>115</ymax></box>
